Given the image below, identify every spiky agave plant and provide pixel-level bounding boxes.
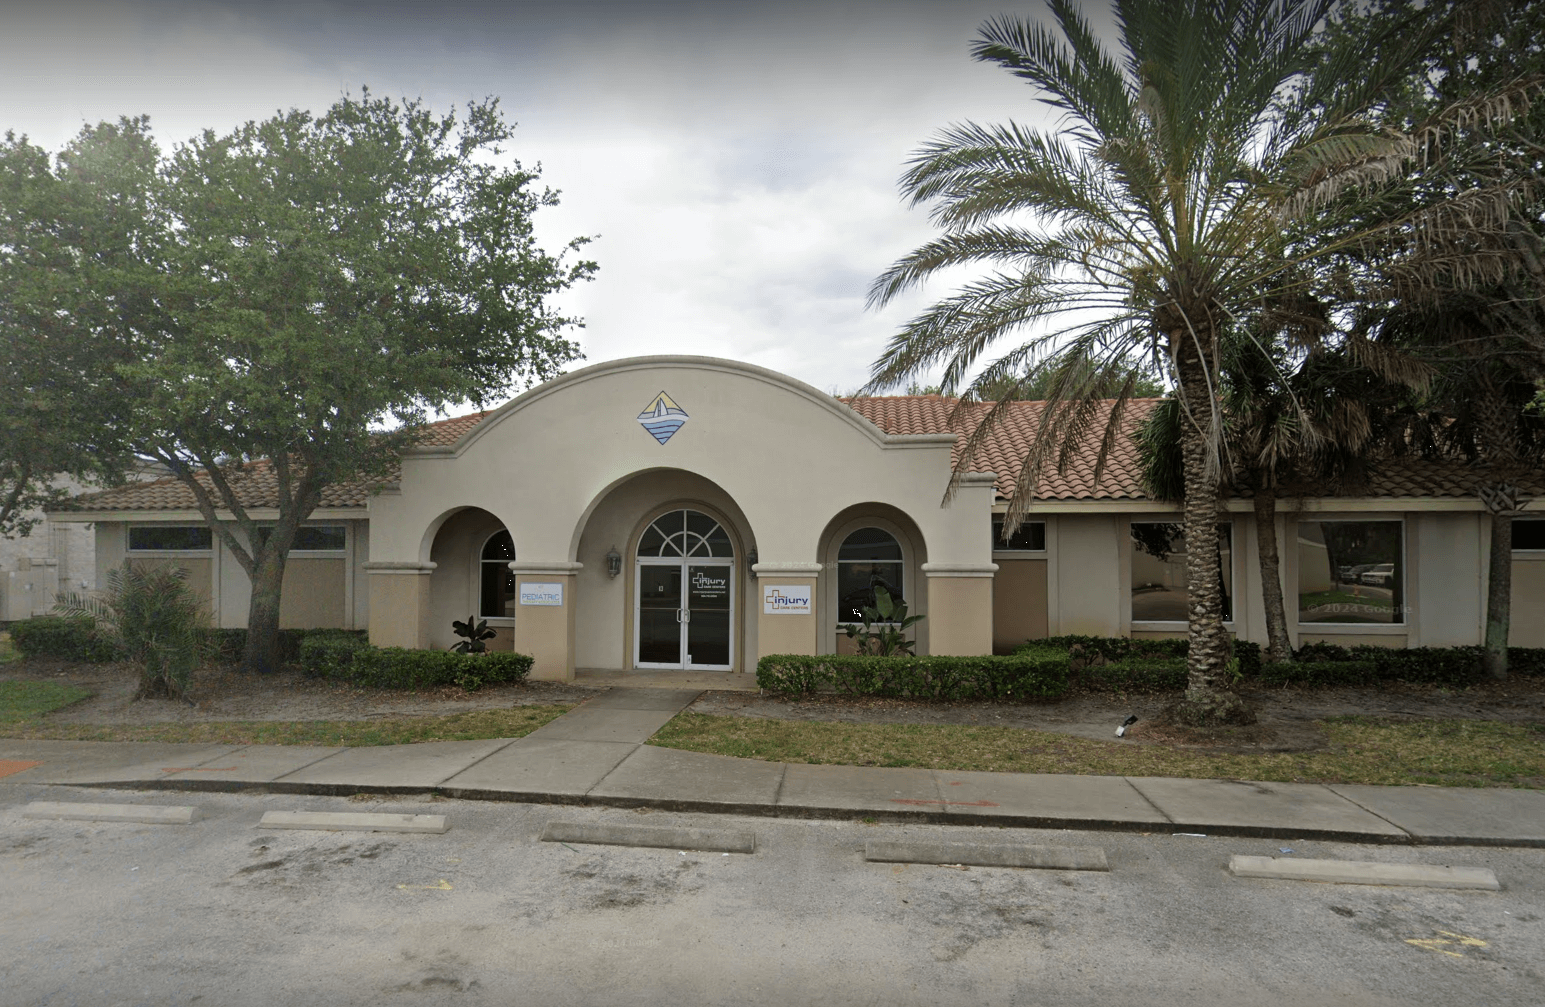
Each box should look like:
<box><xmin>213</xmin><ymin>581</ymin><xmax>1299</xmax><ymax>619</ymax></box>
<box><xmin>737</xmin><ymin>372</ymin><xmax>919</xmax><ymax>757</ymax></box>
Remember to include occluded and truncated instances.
<box><xmin>55</xmin><ymin>562</ymin><xmax>210</xmax><ymax>700</ymax></box>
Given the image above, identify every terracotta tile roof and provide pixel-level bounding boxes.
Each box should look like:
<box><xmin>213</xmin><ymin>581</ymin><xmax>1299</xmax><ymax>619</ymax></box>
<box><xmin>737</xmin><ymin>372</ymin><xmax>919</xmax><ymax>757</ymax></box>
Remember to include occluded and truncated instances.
<box><xmin>51</xmin><ymin>413</ymin><xmax>489</xmax><ymax>513</ymax></box>
<box><xmin>844</xmin><ymin>395</ymin><xmax>1157</xmax><ymax>500</ymax></box>
<box><xmin>1358</xmin><ymin>455</ymin><xmax>1545</xmax><ymax>500</ymax></box>
<box><xmin>52</xmin><ymin>396</ymin><xmax>1536</xmax><ymax>513</ymax></box>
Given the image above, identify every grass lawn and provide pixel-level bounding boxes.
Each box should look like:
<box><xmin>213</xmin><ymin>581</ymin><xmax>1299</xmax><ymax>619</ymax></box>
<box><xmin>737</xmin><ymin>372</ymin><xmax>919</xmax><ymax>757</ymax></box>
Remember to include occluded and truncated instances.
<box><xmin>0</xmin><ymin>704</ymin><xmax>574</xmax><ymax>747</ymax></box>
<box><xmin>650</xmin><ymin>712</ymin><xmax>1545</xmax><ymax>788</ymax></box>
<box><xmin>0</xmin><ymin>680</ymin><xmax>94</xmax><ymax>724</ymax></box>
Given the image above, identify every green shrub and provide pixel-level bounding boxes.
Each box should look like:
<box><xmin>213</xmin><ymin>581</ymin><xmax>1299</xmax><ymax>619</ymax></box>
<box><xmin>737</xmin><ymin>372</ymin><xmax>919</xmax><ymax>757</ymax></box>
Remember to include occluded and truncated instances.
<box><xmin>1257</xmin><ymin>659</ymin><xmax>1380</xmax><ymax>687</ymax></box>
<box><xmin>1511</xmin><ymin>648</ymin><xmax>1545</xmax><ymax>677</ymax></box>
<box><xmin>1043</xmin><ymin>634</ymin><xmax>1191</xmax><ymax>661</ymax></box>
<box><xmin>10</xmin><ymin>616</ymin><xmax>119</xmax><ymax>663</ymax></box>
<box><xmin>755</xmin><ymin>651</ymin><xmax>1069</xmax><ymax>701</ymax></box>
<box><xmin>296</xmin><ymin>631</ymin><xmax>372</xmax><ymax>678</ymax></box>
<box><xmin>310</xmin><ymin>644</ymin><xmax>534</xmax><ymax>692</ymax></box>
<box><xmin>1077</xmin><ymin>657</ymin><xmax>1188</xmax><ymax>693</ymax></box>
<box><xmin>55</xmin><ymin>563</ymin><xmax>211</xmax><ymax>700</ymax></box>
<box><xmin>202</xmin><ymin>627</ymin><xmax>363</xmax><ymax>665</ymax></box>
<box><xmin>1234</xmin><ymin>640</ymin><xmax>1263</xmax><ymax>678</ymax></box>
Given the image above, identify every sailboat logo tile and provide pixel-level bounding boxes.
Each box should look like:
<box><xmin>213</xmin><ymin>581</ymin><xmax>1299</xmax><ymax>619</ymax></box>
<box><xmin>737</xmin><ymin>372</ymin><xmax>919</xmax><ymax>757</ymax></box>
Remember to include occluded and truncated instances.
<box><xmin>637</xmin><ymin>391</ymin><xmax>689</xmax><ymax>445</ymax></box>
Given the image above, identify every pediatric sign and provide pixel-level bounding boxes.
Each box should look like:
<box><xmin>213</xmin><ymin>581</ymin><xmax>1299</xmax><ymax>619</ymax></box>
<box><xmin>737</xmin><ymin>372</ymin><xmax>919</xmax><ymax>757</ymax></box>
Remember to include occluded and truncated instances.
<box><xmin>762</xmin><ymin>584</ymin><xmax>812</xmax><ymax>615</ymax></box>
<box><xmin>518</xmin><ymin>582</ymin><xmax>564</xmax><ymax>606</ymax></box>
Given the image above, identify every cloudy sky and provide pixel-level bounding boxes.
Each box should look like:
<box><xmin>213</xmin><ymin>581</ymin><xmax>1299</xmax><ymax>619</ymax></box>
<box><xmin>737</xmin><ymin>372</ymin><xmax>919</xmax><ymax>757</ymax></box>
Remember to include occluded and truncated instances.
<box><xmin>2</xmin><ymin>0</ymin><xmax>1077</xmax><ymax>401</ymax></box>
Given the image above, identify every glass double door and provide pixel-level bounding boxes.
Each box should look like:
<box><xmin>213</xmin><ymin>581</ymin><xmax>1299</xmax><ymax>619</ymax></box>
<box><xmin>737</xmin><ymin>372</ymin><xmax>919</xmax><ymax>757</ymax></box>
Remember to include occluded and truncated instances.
<box><xmin>636</xmin><ymin>559</ymin><xmax>734</xmax><ymax>670</ymax></box>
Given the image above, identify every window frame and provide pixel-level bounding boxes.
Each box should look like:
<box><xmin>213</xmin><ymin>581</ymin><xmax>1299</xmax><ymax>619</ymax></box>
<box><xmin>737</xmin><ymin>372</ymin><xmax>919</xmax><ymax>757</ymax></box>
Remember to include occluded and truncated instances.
<box><xmin>1126</xmin><ymin>516</ymin><xmax>1236</xmax><ymax>629</ymax></box>
<box><xmin>286</xmin><ymin>525</ymin><xmax>348</xmax><ymax>554</ymax></box>
<box><xmin>126</xmin><ymin>524</ymin><xmax>214</xmax><ymax>554</ymax></box>
<box><xmin>478</xmin><ymin>529</ymin><xmax>517</xmax><ymax>623</ymax></box>
<box><xmin>1292</xmin><ymin>516</ymin><xmax>1407</xmax><ymax>629</ymax></box>
<box><xmin>835</xmin><ymin>526</ymin><xmax>907</xmax><ymax>626</ymax></box>
<box><xmin>990</xmin><ymin>516</ymin><xmax>1047</xmax><ymax>554</ymax></box>
<box><xmin>1514</xmin><ymin>517</ymin><xmax>1545</xmax><ymax>553</ymax></box>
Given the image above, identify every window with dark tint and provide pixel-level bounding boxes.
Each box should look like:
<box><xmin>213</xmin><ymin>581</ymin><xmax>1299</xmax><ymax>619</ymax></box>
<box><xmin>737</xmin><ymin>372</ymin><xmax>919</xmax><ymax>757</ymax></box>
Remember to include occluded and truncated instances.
<box><xmin>1130</xmin><ymin>522</ymin><xmax>1232</xmax><ymax>621</ymax></box>
<box><xmin>480</xmin><ymin>531</ymin><xmax>516</xmax><ymax>619</ymax></box>
<box><xmin>1515</xmin><ymin>519</ymin><xmax>1545</xmax><ymax>551</ymax></box>
<box><xmin>290</xmin><ymin>526</ymin><xmax>346</xmax><ymax>551</ymax></box>
<box><xmin>837</xmin><ymin>527</ymin><xmax>904</xmax><ymax>622</ymax></box>
<box><xmin>992</xmin><ymin>518</ymin><xmax>1046</xmax><ymax>551</ymax></box>
<box><xmin>128</xmin><ymin>526</ymin><xmax>212</xmax><ymax>551</ymax></box>
<box><xmin>1296</xmin><ymin>520</ymin><xmax>1403</xmax><ymax>624</ymax></box>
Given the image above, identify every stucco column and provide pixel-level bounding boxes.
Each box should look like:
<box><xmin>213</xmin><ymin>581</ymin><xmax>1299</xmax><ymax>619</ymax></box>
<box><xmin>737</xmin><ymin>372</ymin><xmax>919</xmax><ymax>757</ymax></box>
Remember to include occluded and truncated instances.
<box><xmin>364</xmin><ymin>561</ymin><xmax>436</xmax><ymax>649</ymax></box>
<box><xmin>922</xmin><ymin>563</ymin><xmax>998</xmax><ymax>656</ymax></box>
<box><xmin>752</xmin><ymin>562</ymin><xmax>822</xmax><ymax>663</ymax></box>
<box><xmin>511</xmin><ymin>561</ymin><xmax>582</xmax><ymax>683</ymax></box>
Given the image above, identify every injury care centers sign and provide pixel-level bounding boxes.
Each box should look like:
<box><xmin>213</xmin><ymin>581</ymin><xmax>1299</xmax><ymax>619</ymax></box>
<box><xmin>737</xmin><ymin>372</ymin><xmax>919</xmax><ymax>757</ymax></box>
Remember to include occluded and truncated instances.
<box><xmin>762</xmin><ymin>584</ymin><xmax>812</xmax><ymax>615</ymax></box>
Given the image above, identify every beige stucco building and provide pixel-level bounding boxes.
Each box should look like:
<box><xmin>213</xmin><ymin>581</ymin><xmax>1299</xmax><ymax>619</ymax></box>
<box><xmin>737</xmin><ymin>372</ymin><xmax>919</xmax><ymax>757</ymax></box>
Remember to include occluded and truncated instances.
<box><xmin>50</xmin><ymin>356</ymin><xmax>1545</xmax><ymax>679</ymax></box>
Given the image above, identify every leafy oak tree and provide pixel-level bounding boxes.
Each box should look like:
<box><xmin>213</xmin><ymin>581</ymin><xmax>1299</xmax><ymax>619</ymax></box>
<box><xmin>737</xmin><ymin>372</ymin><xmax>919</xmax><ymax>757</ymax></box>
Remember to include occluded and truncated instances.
<box><xmin>0</xmin><ymin>125</ymin><xmax>143</xmax><ymax>536</ymax></box>
<box><xmin>3</xmin><ymin>92</ymin><xmax>595</xmax><ymax>674</ymax></box>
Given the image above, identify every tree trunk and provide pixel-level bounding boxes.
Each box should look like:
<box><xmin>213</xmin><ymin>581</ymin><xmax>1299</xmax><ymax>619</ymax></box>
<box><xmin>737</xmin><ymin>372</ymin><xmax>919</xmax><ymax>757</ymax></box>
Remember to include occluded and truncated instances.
<box><xmin>1172</xmin><ymin>323</ymin><xmax>1254</xmax><ymax>725</ymax></box>
<box><xmin>1254</xmin><ymin>485</ymin><xmax>1293</xmax><ymax>664</ymax></box>
<box><xmin>243</xmin><ymin>548</ymin><xmax>288</xmax><ymax>675</ymax></box>
<box><xmin>1483</xmin><ymin>510</ymin><xmax>1512</xmax><ymax>680</ymax></box>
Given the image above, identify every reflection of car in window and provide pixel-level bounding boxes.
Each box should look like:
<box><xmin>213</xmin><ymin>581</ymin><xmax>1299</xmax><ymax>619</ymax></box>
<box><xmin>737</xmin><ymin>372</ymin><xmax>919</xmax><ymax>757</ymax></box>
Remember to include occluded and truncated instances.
<box><xmin>1360</xmin><ymin>563</ymin><xmax>1395</xmax><ymax>587</ymax></box>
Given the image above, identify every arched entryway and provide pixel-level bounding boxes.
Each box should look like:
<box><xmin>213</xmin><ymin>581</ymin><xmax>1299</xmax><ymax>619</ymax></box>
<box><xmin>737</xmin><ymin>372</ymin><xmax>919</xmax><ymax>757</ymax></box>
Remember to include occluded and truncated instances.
<box><xmin>634</xmin><ymin>508</ymin><xmax>735</xmax><ymax>670</ymax></box>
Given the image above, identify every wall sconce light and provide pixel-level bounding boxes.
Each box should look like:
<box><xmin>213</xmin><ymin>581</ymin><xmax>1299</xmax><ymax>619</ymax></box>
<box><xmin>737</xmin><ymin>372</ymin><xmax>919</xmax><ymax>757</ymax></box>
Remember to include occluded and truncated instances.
<box><xmin>747</xmin><ymin>548</ymin><xmax>758</xmax><ymax>578</ymax></box>
<box><xmin>606</xmin><ymin>546</ymin><xmax>622</xmax><ymax>578</ymax></box>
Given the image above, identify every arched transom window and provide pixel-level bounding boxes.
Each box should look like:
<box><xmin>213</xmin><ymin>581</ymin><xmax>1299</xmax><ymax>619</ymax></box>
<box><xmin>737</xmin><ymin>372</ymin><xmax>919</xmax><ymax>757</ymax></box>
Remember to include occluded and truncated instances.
<box><xmin>480</xmin><ymin>530</ymin><xmax>515</xmax><ymax>618</ymax></box>
<box><xmin>639</xmin><ymin>510</ymin><xmax>734</xmax><ymax>558</ymax></box>
<box><xmin>837</xmin><ymin>527</ymin><xmax>903</xmax><ymax>622</ymax></box>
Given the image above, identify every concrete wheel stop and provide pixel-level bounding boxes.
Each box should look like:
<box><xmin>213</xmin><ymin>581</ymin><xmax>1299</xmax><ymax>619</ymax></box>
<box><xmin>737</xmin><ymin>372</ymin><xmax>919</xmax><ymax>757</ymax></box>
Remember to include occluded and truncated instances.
<box><xmin>21</xmin><ymin>801</ymin><xmax>200</xmax><ymax>825</ymax></box>
<box><xmin>541</xmin><ymin>821</ymin><xmax>757</xmax><ymax>853</ymax></box>
<box><xmin>864</xmin><ymin>840</ymin><xmax>1108</xmax><ymax>871</ymax></box>
<box><xmin>257</xmin><ymin>811</ymin><xmax>449</xmax><ymax>834</ymax></box>
<box><xmin>1228</xmin><ymin>855</ymin><xmax>1500</xmax><ymax>890</ymax></box>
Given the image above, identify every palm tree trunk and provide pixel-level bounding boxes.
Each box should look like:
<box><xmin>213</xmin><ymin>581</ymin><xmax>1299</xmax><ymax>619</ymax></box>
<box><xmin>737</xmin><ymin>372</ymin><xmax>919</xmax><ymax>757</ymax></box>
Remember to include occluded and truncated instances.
<box><xmin>1254</xmin><ymin>483</ymin><xmax>1293</xmax><ymax>663</ymax></box>
<box><xmin>1483</xmin><ymin>510</ymin><xmax>1511</xmax><ymax>680</ymax></box>
<box><xmin>1173</xmin><ymin>323</ymin><xmax>1253</xmax><ymax>725</ymax></box>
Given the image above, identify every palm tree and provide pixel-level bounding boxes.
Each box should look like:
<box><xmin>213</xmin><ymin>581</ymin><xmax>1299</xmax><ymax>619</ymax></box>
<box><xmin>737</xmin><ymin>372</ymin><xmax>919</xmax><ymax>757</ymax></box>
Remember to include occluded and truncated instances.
<box><xmin>865</xmin><ymin>0</ymin><xmax>1455</xmax><ymax>723</ymax></box>
<box><xmin>1139</xmin><ymin>328</ymin><xmax>1423</xmax><ymax>664</ymax></box>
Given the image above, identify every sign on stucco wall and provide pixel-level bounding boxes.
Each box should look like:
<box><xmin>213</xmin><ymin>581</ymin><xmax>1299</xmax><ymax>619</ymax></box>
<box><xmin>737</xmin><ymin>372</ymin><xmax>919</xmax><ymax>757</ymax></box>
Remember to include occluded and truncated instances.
<box><xmin>518</xmin><ymin>582</ymin><xmax>564</xmax><ymax>606</ymax></box>
<box><xmin>762</xmin><ymin>584</ymin><xmax>811</xmax><ymax>615</ymax></box>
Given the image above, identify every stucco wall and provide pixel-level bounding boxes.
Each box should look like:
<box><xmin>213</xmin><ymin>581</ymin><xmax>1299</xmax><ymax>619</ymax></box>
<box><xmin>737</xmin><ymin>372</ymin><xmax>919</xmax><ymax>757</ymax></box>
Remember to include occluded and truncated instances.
<box><xmin>1512</xmin><ymin>557</ymin><xmax>1545</xmax><ymax>648</ymax></box>
<box><xmin>992</xmin><ymin>556</ymin><xmax>1047</xmax><ymax>653</ymax></box>
<box><xmin>1053</xmin><ymin>514</ymin><xmax>1122</xmax><ymax>636</ymax></box>
<box><xmin>368</xmin><ymin>357</ymin><xmax>997</xmax><ymax>663</ymax></box>
<box><xmin>1414</xmin><ymin>512</ymin><xmax>1483</xmax><ymax>647</ymax></box>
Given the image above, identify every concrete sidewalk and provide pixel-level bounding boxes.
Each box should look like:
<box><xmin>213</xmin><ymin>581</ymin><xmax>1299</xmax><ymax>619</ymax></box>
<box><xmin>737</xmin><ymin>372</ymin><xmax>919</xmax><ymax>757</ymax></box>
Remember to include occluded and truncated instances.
<box><xmin>4</xmin><ymin>687</ymin><xmax>1544</xmax><ymax>846</ymax></box>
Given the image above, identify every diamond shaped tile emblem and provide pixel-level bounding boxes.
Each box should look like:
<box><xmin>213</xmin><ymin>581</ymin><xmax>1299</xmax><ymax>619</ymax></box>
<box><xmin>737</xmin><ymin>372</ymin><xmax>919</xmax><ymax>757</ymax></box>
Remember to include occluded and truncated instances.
<box><xmin>636</xmin><ymin>391</ymin><xmax>689</xmax><ymax>445</ymax></box>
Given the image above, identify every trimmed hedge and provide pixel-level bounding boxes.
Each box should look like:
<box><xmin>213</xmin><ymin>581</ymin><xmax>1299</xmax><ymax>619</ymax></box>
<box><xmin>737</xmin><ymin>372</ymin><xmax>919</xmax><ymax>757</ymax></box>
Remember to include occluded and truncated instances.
<box><xmin>203</xmin><ymin>628</ymin><xmax>365</xmax><ymax>665</ymax></box>
<box><xmin>1077</xmin><ymin>657</ymin><xmax>1188</xmax><ymax>693</ymax></box>
<box><xmin>756</xmin><ymin>650</ymin><xmax>1070</xmax><ymax>701</ymax></box>
<box><xmin>1256</xmin><ymin>659</ymin><xmax>1380</xmax><ymax>687</ymax></box>
<box><xmin>295</xmin><ymin>631</ymin><xmax>373</xmax><ymax>678</ymax></box>
<box><xmin>9</xmin><ymin>616</ymin><xmax>119</xmax><ymax>663</ymax></box>
<box><xmin>298</xmin><ymin>635</ymin><xmax>533</xmax><ymax>692</ymax></box>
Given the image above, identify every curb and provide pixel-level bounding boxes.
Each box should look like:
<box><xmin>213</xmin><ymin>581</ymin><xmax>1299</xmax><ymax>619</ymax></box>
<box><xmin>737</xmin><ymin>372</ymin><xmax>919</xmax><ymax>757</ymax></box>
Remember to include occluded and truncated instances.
<box><xmin>25</xmin><ymin>775</ymin><xmax>1468</xmax><ymax>846</ymax></box>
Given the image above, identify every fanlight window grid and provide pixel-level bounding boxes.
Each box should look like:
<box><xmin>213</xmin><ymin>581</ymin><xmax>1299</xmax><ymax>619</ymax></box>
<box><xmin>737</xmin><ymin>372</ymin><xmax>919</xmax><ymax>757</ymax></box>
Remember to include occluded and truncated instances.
<box><xmin>638</xmin><ymin>510</ymin><xmax>734</xmax><ymax>558</ymax></box>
